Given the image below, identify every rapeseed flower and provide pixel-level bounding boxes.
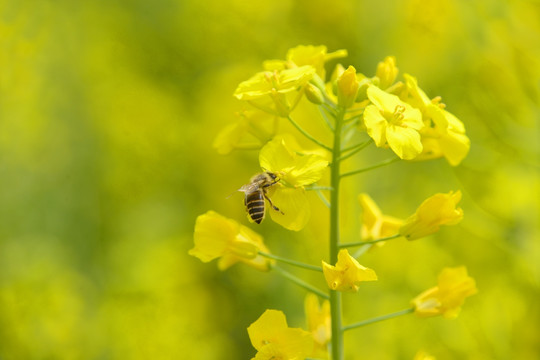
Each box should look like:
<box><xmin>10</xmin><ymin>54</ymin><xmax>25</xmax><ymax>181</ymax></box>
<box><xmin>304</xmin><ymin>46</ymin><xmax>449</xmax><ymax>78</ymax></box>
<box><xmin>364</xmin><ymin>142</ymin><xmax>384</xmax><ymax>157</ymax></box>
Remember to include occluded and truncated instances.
<box><xmin>247</xmin><ymin>309</ymin><xmax>314</xmax><ymax>360</ymax></box>
<box><xmin>359</xmin><ymin>193</ymin><xmax>404</xmax><ymax>244</ymax></box>
<box><xmin>213</xmin><ymin>110</ymin><xmax>278</xmax><ymax>154</ymax></box>
<box><xmin>234</xmin><ymin>66</ymin><xmax>316</xmax><ymax>117</ymax></box>
<box><xmin>399</xmin><ymin>191</ymin><xmax>463</xmax><ymax>240</ymax></box>
<box><xmin>322</xmin><ymin>249</ymin><xmax>377</xmax><ymax>292</ymax></box>
<box><xmin>363</xmin><ymin>85</ymin><xmax>424</xmax><ymax>159</ymax></box>
<box><xmin>304</xmin><ymin>293</ymin><xmax>331</xmax><ymax>356</ymax></box>
<box><xmin>375</xmin><ymin>56</ymin><xmax>399</xmax><ymax>90</ymax></box>
<box><xmin>258</xmin><ymin>136</ymin><xmax>328</xmax><ymax>230</ymax></box>
<box><xmin>403</xmin><ymin>74</ymin><xmax>470</xmax><ymax>165</ymax></box>
<box><xmin>412</xmin><ymin>266</ymin><xmax>477</xmax><ymax>319</ymax></box>
<box><xmin>337</xmin><ymin>65</ymin><xmax>360</xmax><ymax>108</ymax></box>
<box><xmin>189</xmin><ymin>211</ymin><xmax>272</xmax><ymax>271</ymax></box>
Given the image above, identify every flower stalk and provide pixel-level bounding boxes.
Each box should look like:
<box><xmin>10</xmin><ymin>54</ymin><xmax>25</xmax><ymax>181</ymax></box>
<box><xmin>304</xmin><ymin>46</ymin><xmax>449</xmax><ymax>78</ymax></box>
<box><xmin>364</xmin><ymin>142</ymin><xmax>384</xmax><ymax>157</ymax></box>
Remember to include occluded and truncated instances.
<box><xmin>271</xmin><ymin>264</ymin><xmax>329</xmax><ymax>300</ymax></box>
<box><xmin>259</xmin><ymin>251</ymin><xmax>323</xmax><ymax>272</ymax></box>
<box><xmin>339</xmin><ymin>234</ymin><xmax>401</xmax><ymax>249</ymax></box>
<box><xmin>329</xmin><ymin>105</ymin><xmax>346</xmax><ymax>360</ymax></box>
<box><xmin>340</xmin><ymin>157</ymin><xmax>400</xmax><ymax>178</ymax></box>
<box><xmin>342</xmin><ymin>308</ymin><xmax>414</xmax><ymax>331</ymax></box>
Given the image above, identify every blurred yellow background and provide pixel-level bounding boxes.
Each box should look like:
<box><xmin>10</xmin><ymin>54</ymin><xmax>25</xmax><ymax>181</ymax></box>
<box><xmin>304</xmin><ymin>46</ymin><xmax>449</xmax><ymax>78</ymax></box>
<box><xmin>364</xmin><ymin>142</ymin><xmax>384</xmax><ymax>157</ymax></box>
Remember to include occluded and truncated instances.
<box><xmin>1</xmin><ymin>0</ymin><xmax>539</xmax><ymax>359</ymax></box>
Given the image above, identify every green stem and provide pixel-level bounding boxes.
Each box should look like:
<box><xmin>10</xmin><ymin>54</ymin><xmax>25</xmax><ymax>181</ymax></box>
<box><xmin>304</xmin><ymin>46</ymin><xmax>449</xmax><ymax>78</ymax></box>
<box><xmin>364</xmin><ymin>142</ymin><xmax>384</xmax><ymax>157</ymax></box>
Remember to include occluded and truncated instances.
<box><xmin>271</xmin><ymin>265</ymin><xmax>329</xmax><ymax>300</ymax></box>
<box><xmin>315</xmin><ymin>189</ymin><xmax>331</xmax><ymax>209</ymax></box>
<box><xmin>340</xmin><ymin>157</ymin><xmax>400</xmax><ymax>178</ymax></box>
<box><xmin>341</xmin><ymin>140</ymin><xmax>370</xmax><ymax>153</ymax></box>
<box><xmin>287</xmin><ymin>115</ymin><xmax>332</xmax><ymax>151</ymax></box>
<box><xmin>337</xmin><ymin>139</ymin><xmax>372</xmax><ymax>162</ymax></box>
<box><xmin>342</xmin><ymin>308</ymin><xmax>414</xmax><ymax>331</ymax></box>
<box><xmin>319</xmin><ymin>106</ymin><xmax>335</xmax><ymax>132</ymax></box>
<box><xmin>329</xmin><ymin>106</ymin><xmax>346</xmax><ymax>360</ymax></box>
<box><xmin>259</xmin><ymin>251</ymin><xmax>322</xmax><ymax>272</ymax></box>
<box><xmin>339</xmin><ymin>234</ymin><xmax>401</xmax><ymax>249</ymax></box>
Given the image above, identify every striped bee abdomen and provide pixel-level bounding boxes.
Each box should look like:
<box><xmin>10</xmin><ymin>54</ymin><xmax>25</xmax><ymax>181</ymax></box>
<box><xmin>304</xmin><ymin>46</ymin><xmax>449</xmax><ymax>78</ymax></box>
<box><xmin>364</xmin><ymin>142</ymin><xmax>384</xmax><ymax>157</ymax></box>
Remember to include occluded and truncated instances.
<box><xmin>245</xmin><ymin>190</ymin><xmax>266</xmax><ymax>224</ymax></box>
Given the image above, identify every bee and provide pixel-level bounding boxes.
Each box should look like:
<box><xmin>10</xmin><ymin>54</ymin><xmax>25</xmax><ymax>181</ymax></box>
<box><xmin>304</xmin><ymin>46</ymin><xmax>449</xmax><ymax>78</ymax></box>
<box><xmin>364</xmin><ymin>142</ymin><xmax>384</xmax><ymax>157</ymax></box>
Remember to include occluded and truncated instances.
<box><xmin>239</xmin><ymin>171</ymin><xmax>284</xmax><ymax>224</ymax></box>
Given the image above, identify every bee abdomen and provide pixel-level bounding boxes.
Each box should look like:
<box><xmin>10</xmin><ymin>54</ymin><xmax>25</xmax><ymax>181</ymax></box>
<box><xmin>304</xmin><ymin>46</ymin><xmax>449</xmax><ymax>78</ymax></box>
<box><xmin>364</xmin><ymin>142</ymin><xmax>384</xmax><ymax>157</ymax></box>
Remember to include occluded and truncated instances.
<box><xmin>246</xmin><ymin>192</ymin><xmax>265</xmax><ymax>224</ymax></box>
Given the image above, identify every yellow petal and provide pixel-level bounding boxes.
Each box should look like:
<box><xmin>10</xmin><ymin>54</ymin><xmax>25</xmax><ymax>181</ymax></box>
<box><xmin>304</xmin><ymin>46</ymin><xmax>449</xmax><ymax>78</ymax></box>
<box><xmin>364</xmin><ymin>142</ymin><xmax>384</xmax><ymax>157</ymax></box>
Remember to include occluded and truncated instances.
<box><xmin>400</xmin><ymin>191</ymin><xmax>463</xmax><ymax>240</ymax></box>
<box><xmin>304</xmin><ymin>294</ymin><xmax>331</xmax><ymax>346</ymax></box>
<box><xmin>363</xmin><ymin>105</ymin><xmax>387</xmax><ymax>147</ymax></box>
<box><xmin>412</xmin><ymin>266</ymin><xmax>477</xmax><ymax>319</ymax></box>
<box><xmin>259</xmin><ymin>137</ymin><xmax>296</xmax><ymax>174</ymax></box>
<box><xmin>259</xmin><ymin>137</ymin><xmax>328</xmax><ymax>187</ymax></box>
<box><xmin>288</xmin><ymin>153</ymin><xmax>329</xmax><ymax>186</ymax></box>
<box><xmin>403</xmin><ymin>73</ymin><xmax>431</xmax><ymax>109</ymax></box>
<box><xmin>337</xmin><ymin>65</ymin><xmax>360</xmax><ymax>108</ymax></box>
<box><xmin>322</xmin><ymin>249</ymin><xmax>377</xmax><ymax>292</ymax></box>
<box><xmin>375</xmin><ymin>56</ymin><xmax>399</xmax><ymax>89</ymax></box>
<box><xmin>248</xmin><ymin>309</ymin><xmax>314</xmax><ymax>359</ymax></box>
<box><xmin>359</xmin><ymin>194</ymin><xmax>404</xmax><ymax>242</ymax></box>
<box><xmin>268</xmin><ymin>187</ymin><xmax>310</xmax><ymax>231</ymax></box>
<box><xmin>367</xmin><ymin>85</ymin><xmax>403</xmax><ymax>114</ymax></box>
<box><xmin>190</xmin><ymin>211</ymin><xmax>272</xmax><ymax>271</ymax></box>
<box><xmin>189</xmin><ymin>211</ymin><xmax>239</xmax><ymax>262</ymax></box>
<box><xmin>386</xmin><ymin>123</ymin><xmax>423</xmax><ymax>160</ymax></box>
<box><xmin>248</xmin><ymin>309</ymin><xmax>289</xmax><ymax>351</ymax></box>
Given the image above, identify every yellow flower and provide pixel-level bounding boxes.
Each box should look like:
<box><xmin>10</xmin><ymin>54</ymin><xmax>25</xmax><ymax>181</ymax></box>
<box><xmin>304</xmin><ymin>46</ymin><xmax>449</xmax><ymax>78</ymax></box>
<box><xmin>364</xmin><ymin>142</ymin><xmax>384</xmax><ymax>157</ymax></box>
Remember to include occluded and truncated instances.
<box><xmin>375</xmin><ymin>56</ymin><xmax>399</xmax><ymax>90</ymax></box>
<box><xmin>234</xmin><ymin>66</ymin><xmax>316</xmax><ymax>100</ymax></box>
<box><xmin>412</xmin><ymin>266</ymin><xmax>477</xmax><ymax>319</ymax></box>
<box><xmin>285</xmin><ymin>44</ymin><xmax>348</xmax><ymax>79</ymax></box>
<box><xmin>189</xmin><ymin>211</ymin><xmax>272</xmax><ymax>271</ymax></box>
<box><xmin>258</xmin><ymin>136</ymin><xmax>328</xmax><ymax>231</ymax></box>
<box><xmin>247</xmin><ymin>309</ymin><xmax>314</xmax><ymax>360</ymax></box>
<box><xmin>234</xmin><ymin>66</ymin><xmax>316</xmax><ymax>117</ymax></box>
<box><xmin>403</xmin><ymin>74</ymin><xmax>470</xmax><ymax>166</ymax></box>
<box><xmin>402</xmin><ymin>74</ymin><xmax>432</xmax><ymax>110</ymax></box>
<box><xmin>424</xmin><ymin>104</ymin><xmax>470</xmax><ymax>166</ymax></box>
<box><xmin>337</xmin><ymin>65</ymin><xmax>360</xmax><ymax>108</ymax></box>
<box><xmin>359</xmin><ymin>193</ymin><xmax>404</xmax><ymax>246</ymax></box>
<box><xmin>399</xmin><ymin>191</ymin><xmax>463</xmax><ymax>240</ymax></box>
<box><xmin>304</xmin><ymin>294</ymin><xmax>331</xmax><ymax>355</ymax></box>
<box><xmin>213</xmin><ymin>110</ymin><xmax>278</xmax><ymax>155</ymax></box>
<box><xmin>364</xmin><ymin>85</ymin><xmax>424</xmax><ymax>159</ymax></box>
<box><xmin>322</xmin><ymin>249</ymin><xmax>377</xmax><ymax>292</ymax></box>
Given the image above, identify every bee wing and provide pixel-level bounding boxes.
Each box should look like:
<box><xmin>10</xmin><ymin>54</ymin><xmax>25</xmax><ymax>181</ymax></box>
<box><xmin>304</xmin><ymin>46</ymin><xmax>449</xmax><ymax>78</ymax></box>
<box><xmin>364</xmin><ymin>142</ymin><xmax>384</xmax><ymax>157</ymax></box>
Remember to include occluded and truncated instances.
<box><xmin>226</xmin><ymin>183</ymin><xmax>256</xmax><ymax>199</ymax></box>
<box><xmin>238</xmin><ymin>183</ymin><xmax>258</xmax><ymax>193</ymax></box>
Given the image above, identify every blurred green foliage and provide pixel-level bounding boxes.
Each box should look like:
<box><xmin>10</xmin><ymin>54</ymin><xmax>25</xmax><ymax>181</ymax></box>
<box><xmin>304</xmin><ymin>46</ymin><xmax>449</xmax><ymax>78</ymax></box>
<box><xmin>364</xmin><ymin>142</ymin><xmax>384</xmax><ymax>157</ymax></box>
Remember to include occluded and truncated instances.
<box><xmin>0</xmin><ymin>0</ymin><xmax>539</xmax><ymax>359</ymax></box>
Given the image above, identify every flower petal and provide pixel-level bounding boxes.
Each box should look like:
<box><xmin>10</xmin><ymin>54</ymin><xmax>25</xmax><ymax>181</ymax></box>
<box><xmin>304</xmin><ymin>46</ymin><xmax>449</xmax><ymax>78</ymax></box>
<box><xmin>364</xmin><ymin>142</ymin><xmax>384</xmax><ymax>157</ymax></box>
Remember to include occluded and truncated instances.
<box><xmin>259</xmin><ymin>138</ymin><xmax>296</xmax><ymax>174</ymax></box>
<box><xmin>386</xmin><ymin>124</ymin><xmax>423</xmax><ymax>160</ymax></box>
<box><xmin>363</xmin><ymin>105</ymin><xmax>387</xmax><ymax>147</ymax></box>
<box><xmin>268</xmin><ymin>187</ymin><xmax>310</xmax><ymax>231</ymax></box>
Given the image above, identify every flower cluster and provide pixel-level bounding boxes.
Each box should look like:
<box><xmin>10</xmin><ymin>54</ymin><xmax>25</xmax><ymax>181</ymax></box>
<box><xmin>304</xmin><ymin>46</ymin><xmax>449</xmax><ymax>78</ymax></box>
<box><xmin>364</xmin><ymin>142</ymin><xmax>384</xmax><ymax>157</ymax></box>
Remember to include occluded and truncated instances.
<box><xmin>190</xmin><ymin>45</ymin><xmax>476</xmax><ymax>359</ymax></box>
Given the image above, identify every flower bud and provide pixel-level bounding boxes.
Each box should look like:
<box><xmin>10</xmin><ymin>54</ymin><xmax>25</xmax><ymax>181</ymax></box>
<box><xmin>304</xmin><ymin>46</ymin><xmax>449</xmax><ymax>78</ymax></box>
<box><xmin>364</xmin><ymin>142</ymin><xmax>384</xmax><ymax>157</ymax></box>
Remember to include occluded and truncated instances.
<box><xmin>305</xmin><ymin>82</ymin><xmax>325</xmax><ymax>105</ymax></box>
<box><xmin>337</xmin><ymin>65</ymin><xmax>360</xmax><ymax>108</ymax></box>
<box><xmin>375</xmin><ymin>56</ymin><xmax>398</xmax><ymax>89</ymax></box>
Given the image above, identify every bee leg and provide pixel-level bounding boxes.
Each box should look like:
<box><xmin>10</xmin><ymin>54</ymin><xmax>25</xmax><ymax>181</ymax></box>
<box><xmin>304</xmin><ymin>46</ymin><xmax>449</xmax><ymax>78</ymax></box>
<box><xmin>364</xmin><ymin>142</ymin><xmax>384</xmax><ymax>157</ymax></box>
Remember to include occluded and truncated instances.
<box><xmin>262</xmin><ymin>179</ymin><xmax>280</xmax><ymax>188</ymax></box>
<box><xmin>264</xmin><ymin>193</ymin><xmax>284</xmax><ymax>215</ymax></box>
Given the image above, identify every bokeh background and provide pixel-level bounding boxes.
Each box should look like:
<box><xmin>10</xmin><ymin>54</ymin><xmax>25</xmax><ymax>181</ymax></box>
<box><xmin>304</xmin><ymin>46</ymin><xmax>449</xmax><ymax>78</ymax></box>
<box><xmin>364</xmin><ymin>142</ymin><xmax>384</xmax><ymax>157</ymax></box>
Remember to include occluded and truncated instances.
<box><xmin>1</xmin><ymin>0</ymin><xmax>539</xmax><ymax>359</ymax></box>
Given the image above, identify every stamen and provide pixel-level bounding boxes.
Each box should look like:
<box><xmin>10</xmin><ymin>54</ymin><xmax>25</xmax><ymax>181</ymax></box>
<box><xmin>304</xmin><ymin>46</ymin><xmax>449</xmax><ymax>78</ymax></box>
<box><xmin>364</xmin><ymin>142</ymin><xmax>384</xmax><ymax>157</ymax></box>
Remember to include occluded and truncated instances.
<box><xmin>393</xmin><ymin>105</ymin><xmax>406</xmax><ymax>122</ymax></box>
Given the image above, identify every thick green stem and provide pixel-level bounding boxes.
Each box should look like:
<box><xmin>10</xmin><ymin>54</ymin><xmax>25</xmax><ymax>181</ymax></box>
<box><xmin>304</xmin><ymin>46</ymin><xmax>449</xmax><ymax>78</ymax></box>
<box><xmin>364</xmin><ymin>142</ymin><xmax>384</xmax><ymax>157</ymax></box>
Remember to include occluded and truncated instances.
<box><xmin>329</xmin><ymin>106</ymin><xmax>345</xmax><ymax>360</ymax></box>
